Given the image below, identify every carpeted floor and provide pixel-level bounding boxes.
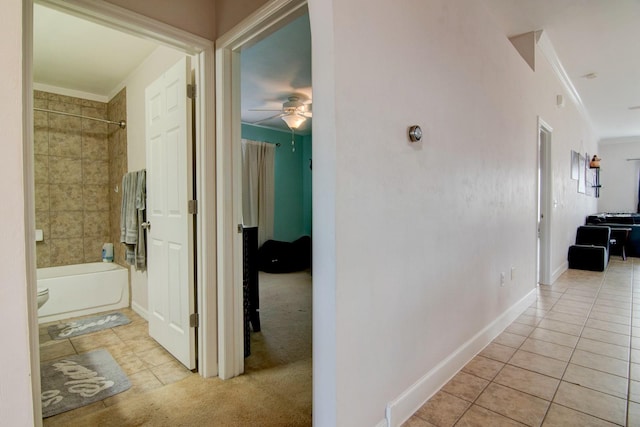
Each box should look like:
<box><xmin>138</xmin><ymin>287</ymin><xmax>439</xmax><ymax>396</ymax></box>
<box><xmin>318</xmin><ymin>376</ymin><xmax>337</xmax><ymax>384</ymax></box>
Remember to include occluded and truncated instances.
<box><xmin>42</xmin><ymin>270</ymin><xmax>312</xmax><ymax>426</ymax></box>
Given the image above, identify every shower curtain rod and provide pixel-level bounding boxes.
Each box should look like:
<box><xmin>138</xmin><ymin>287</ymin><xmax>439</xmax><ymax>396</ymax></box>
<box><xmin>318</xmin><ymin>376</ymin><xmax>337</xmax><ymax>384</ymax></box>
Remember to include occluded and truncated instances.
<box><xmin>34</xmin><ymin>107</ymin><xmax>126</xmax><ymax>129</ymax></box>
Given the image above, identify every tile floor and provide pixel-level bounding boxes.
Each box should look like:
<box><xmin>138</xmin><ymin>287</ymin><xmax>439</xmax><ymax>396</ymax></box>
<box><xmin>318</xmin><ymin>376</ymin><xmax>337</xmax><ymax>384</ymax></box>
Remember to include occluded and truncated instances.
<box><xmin>404</xmin><ymin>259</ymin><xmax>640</xmax><ymax>427</ymax></box>
<box><xmin>40</xmin><ymin>307</ymin><xmax>193</xmax><ymax>420</ymax></box>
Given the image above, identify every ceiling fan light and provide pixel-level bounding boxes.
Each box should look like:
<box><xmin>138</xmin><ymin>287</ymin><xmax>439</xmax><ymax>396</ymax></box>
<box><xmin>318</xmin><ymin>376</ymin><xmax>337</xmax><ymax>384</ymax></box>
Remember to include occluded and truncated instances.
<box><xmin>281</xmin><ymin>114</ymin><xmax>306</xmax><ymax>129</ymax></box>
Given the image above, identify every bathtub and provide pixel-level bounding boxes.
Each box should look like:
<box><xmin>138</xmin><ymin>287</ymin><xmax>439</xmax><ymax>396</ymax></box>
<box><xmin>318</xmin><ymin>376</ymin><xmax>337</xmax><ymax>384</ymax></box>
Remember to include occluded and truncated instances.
<box><xmin>37</xmin><ymin>262</ymin><xmax>129</xmax><ymax>323</ymax></box>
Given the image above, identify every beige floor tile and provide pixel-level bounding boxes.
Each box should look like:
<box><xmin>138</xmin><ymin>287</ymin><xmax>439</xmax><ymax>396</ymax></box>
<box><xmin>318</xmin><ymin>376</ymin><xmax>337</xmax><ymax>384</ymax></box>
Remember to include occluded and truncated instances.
<box><xmin>632</xmin><ymin>348</ymin><xmax>640</xmax><ymax>363</ymax></box>
<box><xmin>138</xmin><ymin>346</ymin><xmax>177</xmax><ymax>367</ymax></box>
<box><xmin>127</xmin><ymin>335</ymin><xmax>161</xmax><ymax>354</ymax></box>
<box><xmin>112</xmin><ymin>351</ymin><xmax>147</xmax><ymax>376</ymax></box>
<box><xmin>633</xmin><ymin>326</ymin><xmax>640</xmax><ymax>338</ymax></box>
<box><xmin>559</xmin><ymin>294</ymin><xmax>595</xmax><ymax>305</ymax></box>
<box><xmin>585</xmin><ymin>318</ymin><xmax>631</xmax><ymax>335</ymax></box>
<box><xmin>149</xmin><ymin>359</ymin><xmax>193</xmax><ymax>385</ymax></box>
<box><xmin>555</xmin><ymin>298</ymin><xmax>592</xmax><ymax>310</ymax></box>
<box><xmin>508</xmin><ymin>350</ymin><xmax>567</xmax><ymax>379</ymax></box>
<box><xmin>629</xmin><ymin>401</ymin><xmax>640</xmax><ymax>427</ymax></box>
<box><xmin>69</xmin><ymin>329</ymin><xmax>126</xmax><ymax>353</ymax></box>
<box><xmin>455</xmin><ymin>405</ymin><xmax>526</xmax><ymax>427</ymax></box>
<box><xmin>475</xmin><ymin>383</ymin><xmax>549</xmax><ymax>426</ymax></box>
<box><xmin>461</xmin><ymin>355</ymin><xmax>504</xmax><ymax>381</ymax></box>
<box><xmin>570</xmin><ymin>349</ymin><xmax>629</xmax><ymax>377</ymax></box>
<box><xmin>633</xmin><ymin>336</ymin><xmax>640</xmax><ymax>350</ymax></box>
<box><xmin>553</xmin><ymin>381</ymin><xmax>626</xmax><ymax>425</ymax></box>
<box><xmin>514</xmin><ymin>314</ymin><xmax>543</xmax><ymax>326</ymax></box>
<box><xmin>39</xmin><ymin>339</ymin><xmax>77</xmax><ymax>362</ymax></box>
<box><xmin>631</xmin><ymin>363</ymin><xmax>640</xmax><ymax>381</ymax></box>
<box><xmin>576</xmin><ymin>337</ymin><xmax>629</xmax><ymax>361</ymax></box>
<box><xmin>562</xmin><ymin>363</ymin><xmax>627</xmax><ymax>399</ymax></box>
<box><xmin>631</xmin><ymin>380</ymin><xmax>640</xmax><ymax>404</ymax></box>
<box><xmin>591</xmin><ymin>304</ymin><xmax>631</xmax><ymax>317</ymax></box>
<box><xmin>414</xmin><ymin>391</ymin><xmax>469</xmax><ymax>427</ymax></box>
<box><xmin>401</xmin><ymin>415</ymin><xmax>436</xmax><ymax>427</ymax></box>
<box><xmin>111</xmin><ymin>321</ymin><xmax>149</xmax><ymax>341</ymax></box>
<box><xmin>542</xmin><ymin>403</ymin><xmax>618</xmax><ymax>426</ymax></box>
<box><xmin>594</xmin><ymin>298</ymin><xmax>631</xmax><ymax>309</ymax></box>
<box><xmin>519</xmin><ymin>338</ymin><xmax>573</xmax><ymax>362</ymax></box>
<box><xmin>479</xmin><ymin>343</ymin><xmax>516</xmax><ymax>363</ymax></box>
<box><xmin>493</xmin><ymin>365</ymin><xmax>559</xmax><ymax>401</ymax></box>
<box><xmin>544</xmin><ymin>311</ymin><xmax>586</xmax><ymax>326</ymax></box>
<box><xmin>537</xmin><ymin>318</ymin><xmax>582</xmax><ymax>336</ymax></box>
<box><xmin>102</xmin><ymin>368</ymin><xmax>163</xmax><ymax>407</ymax></box>
<box><xmin>580</xmin><ymin>327</ymin><xmax>630</xmax><ymax>347</ymax></box>
<box><xmin>529</xmin><ymin>328</ymin><xmax>579</xmax><ymax>348</ymax></box>
<box><xmin>524</xmin><ymin>307</ymin><xmax>549</xmax><ymax>318</ymax></box>
<box><xmin>589</xmin><ymin>311</ymin><xmax>631</xmax><ymax>326</ymax></box>
<box><xmin>551</xmin><ymin>304</ymin><xmax>590</xmax><ymax>317</ymax></box>
<box><xmin>505</xmin><ymin>322</ymin><xmax>534</xmax><ymax>337</ymax></box>
<box><xmin>493</xmin><ymin>332</ymin><xmax>527</xmax><ymax>348</ymax></box>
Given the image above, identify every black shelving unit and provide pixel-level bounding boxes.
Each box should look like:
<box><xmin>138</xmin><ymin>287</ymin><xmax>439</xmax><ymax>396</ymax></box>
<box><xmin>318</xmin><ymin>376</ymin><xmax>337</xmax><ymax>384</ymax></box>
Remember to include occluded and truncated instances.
<box><xmin>590</xmin><ymin>166</ymin><xmax>601</xmax><ymax>198</ymax></box>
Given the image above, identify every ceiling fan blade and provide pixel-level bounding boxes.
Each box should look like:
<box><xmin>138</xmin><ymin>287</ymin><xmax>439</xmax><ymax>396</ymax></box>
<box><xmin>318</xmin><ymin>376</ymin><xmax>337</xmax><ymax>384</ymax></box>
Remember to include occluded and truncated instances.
<box><xmin>251</xmin><ymin>112</ymin><xmax>285</xmax><ymax>125</ymax></box>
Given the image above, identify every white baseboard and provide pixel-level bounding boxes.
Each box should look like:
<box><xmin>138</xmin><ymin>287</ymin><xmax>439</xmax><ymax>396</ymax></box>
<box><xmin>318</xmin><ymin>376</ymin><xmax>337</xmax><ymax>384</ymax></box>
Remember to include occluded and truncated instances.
<box><xmin>552</xmin><ymin>261</ymin><xmax>568</xmax><ymax>284</ymax></box>
<box><xmin>131</xmin><ymin>301</ymin><xmax>149</xmax><ymax>321</ymax></box>
<box><xmin>385</xmin><ymin>288</ymin><xmax>537</xmax><ymax>427</ymax></box>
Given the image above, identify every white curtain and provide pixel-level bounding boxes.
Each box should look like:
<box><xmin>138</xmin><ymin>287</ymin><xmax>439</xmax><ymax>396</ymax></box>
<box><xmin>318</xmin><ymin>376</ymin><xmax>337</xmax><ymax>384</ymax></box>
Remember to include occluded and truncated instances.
<box><xmin>241</xmin><ymin>139</ymin><xmax>276</xmax><ymax>246</ymax></box>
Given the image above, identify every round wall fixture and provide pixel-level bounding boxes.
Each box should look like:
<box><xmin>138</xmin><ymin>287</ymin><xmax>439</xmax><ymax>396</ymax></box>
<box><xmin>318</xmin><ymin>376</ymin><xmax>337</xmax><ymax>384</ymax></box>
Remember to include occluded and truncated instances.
<box><xmin>409</xmin><ymin>125</ymin><xmax>422</xmax><ymax>142</ymax></box>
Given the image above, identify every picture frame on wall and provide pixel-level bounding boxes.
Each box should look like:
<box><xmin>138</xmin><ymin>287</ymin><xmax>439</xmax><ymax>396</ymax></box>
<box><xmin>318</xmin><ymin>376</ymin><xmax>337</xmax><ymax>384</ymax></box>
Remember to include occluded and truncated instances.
<box><xmin>571</xmin><ymin>150</ymin><xmax>580</xmax><ymax>180</ymax></box>
<box><xmin>578</xmin><ymin>153</ymin><xmax>586</xmax><ymax>193</ymax></box>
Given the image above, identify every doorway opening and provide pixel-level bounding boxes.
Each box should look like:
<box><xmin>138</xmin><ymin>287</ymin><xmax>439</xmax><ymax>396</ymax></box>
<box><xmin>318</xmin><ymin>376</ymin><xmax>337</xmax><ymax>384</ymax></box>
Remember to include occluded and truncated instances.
<box><xmin>239</xmin><ymin>12</ymin><xmax>313</xmax><ymax>377</ymax></box>
<box><xmin>215</xmin><ymin>0</ymin><xmax>311</xmax><ymax>380</ymax></box>
<box><xmin>537</xmin><ymin>118</ymin><xmax>552</xmax><ymax>285</ymax></box>
<box><xmin>25</xmin><ymin>0</ymin><xmax>216</xmax><ymax>420</ymax></box>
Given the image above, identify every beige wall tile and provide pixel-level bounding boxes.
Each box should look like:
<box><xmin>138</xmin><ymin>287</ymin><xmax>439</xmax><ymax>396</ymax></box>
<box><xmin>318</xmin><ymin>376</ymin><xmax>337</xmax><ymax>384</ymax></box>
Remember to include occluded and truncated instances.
<box><xmin>34</xmin><ymin>110</ymin><xmax>48</xmax><ymax>128</ymax></box>
<box><xmin>83</xmin><ymin>160</ymin><xmax>109</xmax><ymax>185</ymax></box>
<box><xmin>50</xmin><ymin>211</ymin><xmax>83</xmax><ymax>239</ymax></box>
<box><xmin>49</xmin><ymin>130</ymin><xmax>82</xmax><ymax>157</ymax></box>
<box><xmin>33</xmin><ymin>155</ymin><xmax>48</xmax><ymax>184</ymax></box>
<box><xmin>50</xmin><ymin>184</ymin><xmax>83</xmax><ymax>211</ymax></box>
<box><xmin>35</xmin><ymin>210</ymin><xmax>50</xmax><ymax>240</ymax></box>
<box><xmin>82</xmin><ymin>134</ymin><xmax>109</xmax><ymax>160</ymax></box>
<box><xmin>50</xmin><ymin>238</ymin><xmax>84</xmax><ymax>266</ymax></box>
<box><xmin>83</xmin><ymin>238</ymin><xmax>105</xmax><ymax>263</ymax></box>
<box><xmin>33</xmin><ymin>128</ymin><xmax>49</xmax><ymax>155</ymax></box>
<box><xmin>83</xmin><ymin>211</ymin><xmax>110</xmax><ymax>237</ymax></box>
<box><xmin>49</xmin><ymin>157</ymin><xmax>82</xmax><ymax>184</ymax></box>
<box><xmin>36</xmin><ymin>241</ymin><xmax>50</xmax><ymax>268</ymax></box>
<box><xmin>34</xmin><ymin>183</ymin><xmax>50</xmax><ymax>211</ymax></box>
<box><xmin>83</xmin><ymin>185</ymin><xmax>110</xmax><ymax>211</ymax></box>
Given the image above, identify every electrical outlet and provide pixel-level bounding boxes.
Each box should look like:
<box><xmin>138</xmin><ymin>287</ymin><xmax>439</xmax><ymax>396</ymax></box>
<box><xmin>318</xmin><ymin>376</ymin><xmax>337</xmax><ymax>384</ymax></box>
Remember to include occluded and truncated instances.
<box><xmin>511</xmin><ymin>267</ymin><xmax>516</xmax><ymax>281</ymax></box>
<box><xmin>500</xmin><ymin>272</ymin><xmax>506</xmax><ymax>287</ymax></box>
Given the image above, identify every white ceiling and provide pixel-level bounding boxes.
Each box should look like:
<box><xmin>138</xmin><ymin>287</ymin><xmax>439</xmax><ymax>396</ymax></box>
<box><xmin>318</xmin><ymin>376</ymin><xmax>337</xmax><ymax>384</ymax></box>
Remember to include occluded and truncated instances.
<box><xmin>33</xmin><ymin>3</ymin><xmax>158</xmax><ymax>98</ymax></box>
<box><xmin>482</xmin><ymin>0</ymin><xmax>640</xmax><ymax>140</ymax></box>
<box><xmin>33</xmin><ymin>2</ymin><xmax>639</xmax><ymax>140</ymax></box>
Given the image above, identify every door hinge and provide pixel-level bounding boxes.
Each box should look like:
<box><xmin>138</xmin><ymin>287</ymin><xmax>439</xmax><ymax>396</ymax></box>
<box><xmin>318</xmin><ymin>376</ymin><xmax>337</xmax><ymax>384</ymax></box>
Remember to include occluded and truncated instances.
<box><xmin>237</xmin><ymin>224</ymin><xmax>243</xmax><ymax>233</ymax></box>
<box><xmin>190</xmin><ymin>313</ymin><xmax>199</xmax><ymax>328</ymax></box>
<box><xmin>187</xmin><ymin>84</ymin><xmax>196</xmax><ymax>99</ymax></box>
<box><xmin>188</xmin><ymin>200</ymin><xmax>198</xmax><ymax>215</ymax></box>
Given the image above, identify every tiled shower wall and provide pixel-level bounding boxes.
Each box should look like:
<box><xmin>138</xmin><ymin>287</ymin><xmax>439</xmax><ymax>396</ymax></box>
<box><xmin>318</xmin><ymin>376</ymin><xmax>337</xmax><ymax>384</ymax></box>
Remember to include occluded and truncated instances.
<box><xmin>108</xmin><ymin>89</ymin><xmax>128</xmax><ymax>267</ymax></box>
<box><xmin>34</xmin><ymin>90</ymin><xmax>127</xmax><ymax>268</ymax></box>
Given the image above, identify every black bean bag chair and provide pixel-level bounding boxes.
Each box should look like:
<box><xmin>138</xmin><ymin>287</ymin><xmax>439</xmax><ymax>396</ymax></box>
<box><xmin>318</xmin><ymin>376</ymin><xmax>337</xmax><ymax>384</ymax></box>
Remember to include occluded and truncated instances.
<box><xmin>258</xmin><ymin>236</ymin><xmax>311</xmax><ymax>273</ymax></box>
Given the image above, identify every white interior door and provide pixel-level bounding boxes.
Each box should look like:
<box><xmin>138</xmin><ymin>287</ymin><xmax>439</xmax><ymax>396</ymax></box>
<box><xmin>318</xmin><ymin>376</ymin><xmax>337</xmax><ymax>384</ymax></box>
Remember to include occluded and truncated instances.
<box><xmin>538</xmin><ymin>119</ymin><xmax>552</xmax><ymax>285</ymax></box>
<box><xmin>145</xmin><ymin>56</ymin><xmax>196</xmax><ymax>369</ymax></box>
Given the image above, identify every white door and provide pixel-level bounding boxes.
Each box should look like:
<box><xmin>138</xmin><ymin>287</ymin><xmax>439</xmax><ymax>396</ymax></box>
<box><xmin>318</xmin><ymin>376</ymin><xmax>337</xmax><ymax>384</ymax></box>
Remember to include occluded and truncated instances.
<box><xmin>145</xmin><ymin>56</ymin><xmax>196</xmax><ymax>369</ymax></box>
<box><xmin>538</xmin><ymin>120</ymin><xmax>552</xmax><ymax>285</ymax></box>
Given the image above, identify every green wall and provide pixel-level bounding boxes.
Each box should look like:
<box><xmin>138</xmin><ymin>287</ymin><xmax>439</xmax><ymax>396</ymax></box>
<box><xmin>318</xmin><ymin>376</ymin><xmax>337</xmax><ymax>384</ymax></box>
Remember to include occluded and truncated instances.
<box><xmin>242</xmin><ymin>124</ymin><xmax>312</xmax><ymax>242</ymax></box>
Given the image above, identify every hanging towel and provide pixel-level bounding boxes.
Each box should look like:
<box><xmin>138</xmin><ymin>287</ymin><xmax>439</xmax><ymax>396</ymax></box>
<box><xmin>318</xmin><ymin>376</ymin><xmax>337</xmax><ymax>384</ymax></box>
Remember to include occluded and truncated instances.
<box><xmin>120</xmin><ymin>170</ymin><xmax>147</xmax><ymax>271</ymax></box>
<box><xmin>135</xmin><ymin>170</ymin><xmax>146</xmax><ymax>271</ymax></box>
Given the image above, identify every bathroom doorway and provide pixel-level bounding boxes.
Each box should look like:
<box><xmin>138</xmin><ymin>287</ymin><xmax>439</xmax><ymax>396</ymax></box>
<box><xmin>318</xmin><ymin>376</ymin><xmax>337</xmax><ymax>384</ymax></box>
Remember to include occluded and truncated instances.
<box><xmin>26</xmin><ymin>0</ymin><xmax>216</xmax><ymax>419</ymax></box>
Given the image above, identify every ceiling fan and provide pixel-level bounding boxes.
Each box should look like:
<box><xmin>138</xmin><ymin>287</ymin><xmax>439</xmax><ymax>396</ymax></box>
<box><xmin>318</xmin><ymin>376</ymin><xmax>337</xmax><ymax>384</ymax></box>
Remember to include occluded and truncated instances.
<box><xmin>250</xmin><ymin>96</ymin><xmax>312</xmax><ymax>129</ymax></box>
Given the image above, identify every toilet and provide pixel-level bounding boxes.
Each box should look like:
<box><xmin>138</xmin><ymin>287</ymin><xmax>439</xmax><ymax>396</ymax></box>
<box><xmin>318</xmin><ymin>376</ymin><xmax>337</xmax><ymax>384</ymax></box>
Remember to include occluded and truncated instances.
<box><xmin>37</xmin><ymin>287</ymin><xmax>49</xmax><ymax>309</ymax></box>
